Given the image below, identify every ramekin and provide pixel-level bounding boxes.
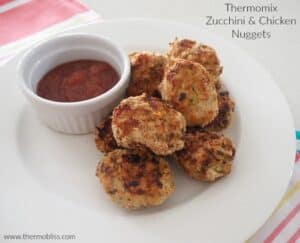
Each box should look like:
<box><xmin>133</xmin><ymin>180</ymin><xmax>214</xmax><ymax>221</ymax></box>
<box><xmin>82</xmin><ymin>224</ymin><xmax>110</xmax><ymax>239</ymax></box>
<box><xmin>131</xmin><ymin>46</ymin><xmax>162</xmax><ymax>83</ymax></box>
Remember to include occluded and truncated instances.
<box><xmin>18</xmin><ymin>34</ymin><xmax>130</xmax><ymax>134</ymax></box>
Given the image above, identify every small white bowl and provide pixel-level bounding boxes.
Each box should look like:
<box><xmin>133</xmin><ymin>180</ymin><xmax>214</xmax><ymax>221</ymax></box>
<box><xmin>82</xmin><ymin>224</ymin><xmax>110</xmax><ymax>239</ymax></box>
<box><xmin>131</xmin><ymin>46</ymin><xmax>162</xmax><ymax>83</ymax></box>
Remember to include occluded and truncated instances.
<box><xmin>18</xmin><ymin>34</ymin><xmax>130</xmax><ymax>134</ymax></box>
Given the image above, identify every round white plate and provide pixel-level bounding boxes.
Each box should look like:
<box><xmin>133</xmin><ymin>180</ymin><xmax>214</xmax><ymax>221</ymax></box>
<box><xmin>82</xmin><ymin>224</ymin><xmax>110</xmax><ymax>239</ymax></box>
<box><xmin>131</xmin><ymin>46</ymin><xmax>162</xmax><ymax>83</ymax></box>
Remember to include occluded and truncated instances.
<box><xmin>0</xmin><ymin>19</ymin><xmax>295</xmax><ymax>243</ymax></box>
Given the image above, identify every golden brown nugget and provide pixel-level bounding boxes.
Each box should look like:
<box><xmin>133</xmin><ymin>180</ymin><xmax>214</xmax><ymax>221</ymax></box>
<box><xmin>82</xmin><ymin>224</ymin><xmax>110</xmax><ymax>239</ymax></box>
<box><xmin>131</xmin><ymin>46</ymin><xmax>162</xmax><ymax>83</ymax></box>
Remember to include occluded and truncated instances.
<box><xmin>126</xmin><ymin>52</ymin><xmax>166</xmax><ymax>97</ymax></box>
<box><xmin>167</xmin><ymin>38</ymin><xmax>222</xmax><ymax>89</ymax></box>
<box><xmin>95</xmin><ymin>116</ymin><xmax>119</xmax><ymax>153</ymax></box>
<box><xmin>204</xmin><ymin>91</ymin><xmax>235</xmax><ymax>132</ymax></box>
<box><xmin>112</xmin><ymin>94</ymin><xmax>186</xmax><ymax>155</ymax></box>
<box><xmin>160</xmin><ymin>59</ymin><xmax>218</xmax><ymax>127</ymax></box>
<box><xmin>173</xmin><ymin>130</ymin><xmax>235</xmax><ymax>182</ymax></box>
<box><xmin>96</xmin><ymin>149</ymin><xmax>175</xmax><ymax>209</ymax></box>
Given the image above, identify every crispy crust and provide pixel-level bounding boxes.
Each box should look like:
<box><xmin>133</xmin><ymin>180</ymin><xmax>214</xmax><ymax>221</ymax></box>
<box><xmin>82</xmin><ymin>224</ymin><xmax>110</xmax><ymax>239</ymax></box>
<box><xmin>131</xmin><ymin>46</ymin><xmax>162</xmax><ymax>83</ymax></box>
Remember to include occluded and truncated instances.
<box><xmin>96</xmin><ymin>149</ymin><xmax>175</xmax><ymax>209</ymax></box>
<box><xmin>95</xmin><ymin>116</ymin><xmax>119</xmax><ymax>153</ymax></box>
<box><xmin>204</xmin><ymin>91</ymin><xmax>235</xmax><ymax>132</ymax></box>
<box><xmin>167</xmin><ymin>38</ymin><xmax>222</xmax><ymax>89</ymax></box>
<box><xmin>173</xmin><ymin>130</ymin><xmax>235</xmax><ymax>182</ymax></box>
<box><xmin>112</xmin><ymin>94</ymin><xmax>186</xmax><ymax>155</ymax></box>
<box><xmin>160</xmin><ymin>59</ymin><xmax>218</xmax><ymax>127</ymax></box>
<box><xmin>126</xmin><ymin>52</ymin><xmax>166</xmax><ymax>97</ymax></box>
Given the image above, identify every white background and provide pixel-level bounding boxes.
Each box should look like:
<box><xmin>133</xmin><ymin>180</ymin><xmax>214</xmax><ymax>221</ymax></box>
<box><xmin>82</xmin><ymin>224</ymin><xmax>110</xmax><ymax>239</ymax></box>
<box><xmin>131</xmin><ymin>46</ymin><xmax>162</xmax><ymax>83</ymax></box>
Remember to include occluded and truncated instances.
<box><xmin>82</xmin><ymin>0</ymin><xmax>300</xmax><ymax>128</ymax></box>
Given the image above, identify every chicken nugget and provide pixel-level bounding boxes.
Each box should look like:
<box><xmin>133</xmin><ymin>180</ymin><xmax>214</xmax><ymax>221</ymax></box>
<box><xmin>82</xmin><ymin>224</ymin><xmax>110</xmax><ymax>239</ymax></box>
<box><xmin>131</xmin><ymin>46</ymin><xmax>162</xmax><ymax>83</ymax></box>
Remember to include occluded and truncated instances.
<box><xmin>95</xmin><ymin>116</ymin><xmax>119</xmax><ymax>153</ymax></box>
<box><xmin>168</xmin><ymin>38</ymin><xmax>222</xmax><ymax>89</ymax></box>
<box><xmin>173</xmin><ymin>130</ymin><xmax>235</xmax><ymax>182</ymax></box>
<box><xmin>126</xmin><ymin>52</ymin><xmax>166</xmax><ymax>97</ymax></box>
<box><xmin>160</xmin><ymin>59</ymin><xmax>218</xmax><ymax>127</ymax></box>
<box><xmin>112</xmin><ymin>94</ymin><xmax>186</xmax><ymax>155</ymax></box>
<box><xmin>204</xmin><ymin>91</ymin><xmax>235</xmax><ymax>132</ymax></box>
<box><xmin>96</xmin><ymin>149</ymin><xmax>174</xmax><ymax>209</ymax></box>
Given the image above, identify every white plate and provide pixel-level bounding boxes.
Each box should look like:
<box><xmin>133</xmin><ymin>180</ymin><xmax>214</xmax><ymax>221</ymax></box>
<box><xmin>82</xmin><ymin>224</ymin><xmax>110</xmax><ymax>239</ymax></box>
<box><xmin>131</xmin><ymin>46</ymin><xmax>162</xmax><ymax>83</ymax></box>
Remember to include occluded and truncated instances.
<box><xmin>0</xmin><ymin>19</ymin><xmax>295</xmax><ymax>243</ymax></box>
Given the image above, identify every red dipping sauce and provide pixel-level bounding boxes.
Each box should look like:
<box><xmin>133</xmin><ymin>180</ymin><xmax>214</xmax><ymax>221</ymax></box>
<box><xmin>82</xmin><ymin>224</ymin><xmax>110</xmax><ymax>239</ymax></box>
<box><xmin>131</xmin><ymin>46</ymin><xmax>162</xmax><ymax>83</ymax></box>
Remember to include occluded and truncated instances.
<box><xmin>37</xmin><ymin>60</ymin><xmax>119</xmax><ymax>102</ymax></box>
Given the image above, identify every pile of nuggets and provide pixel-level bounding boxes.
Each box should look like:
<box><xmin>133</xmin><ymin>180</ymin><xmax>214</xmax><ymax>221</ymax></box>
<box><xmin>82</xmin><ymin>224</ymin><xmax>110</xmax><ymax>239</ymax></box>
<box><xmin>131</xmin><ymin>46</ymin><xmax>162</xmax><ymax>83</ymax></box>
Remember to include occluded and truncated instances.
<box><xmin>95</xmin><ymin>38</ymin><xmax>236</xmax><ymax>210</ymax></box>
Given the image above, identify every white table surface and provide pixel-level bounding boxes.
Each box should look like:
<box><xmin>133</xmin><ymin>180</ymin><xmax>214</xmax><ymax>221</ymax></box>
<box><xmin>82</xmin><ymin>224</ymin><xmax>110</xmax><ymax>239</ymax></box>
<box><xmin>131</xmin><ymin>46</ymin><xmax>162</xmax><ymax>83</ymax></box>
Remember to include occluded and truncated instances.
<box><xmin>82</xmin><ymin>0</ymin><xmax>300</xmax><ymax>129</ymax></box>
